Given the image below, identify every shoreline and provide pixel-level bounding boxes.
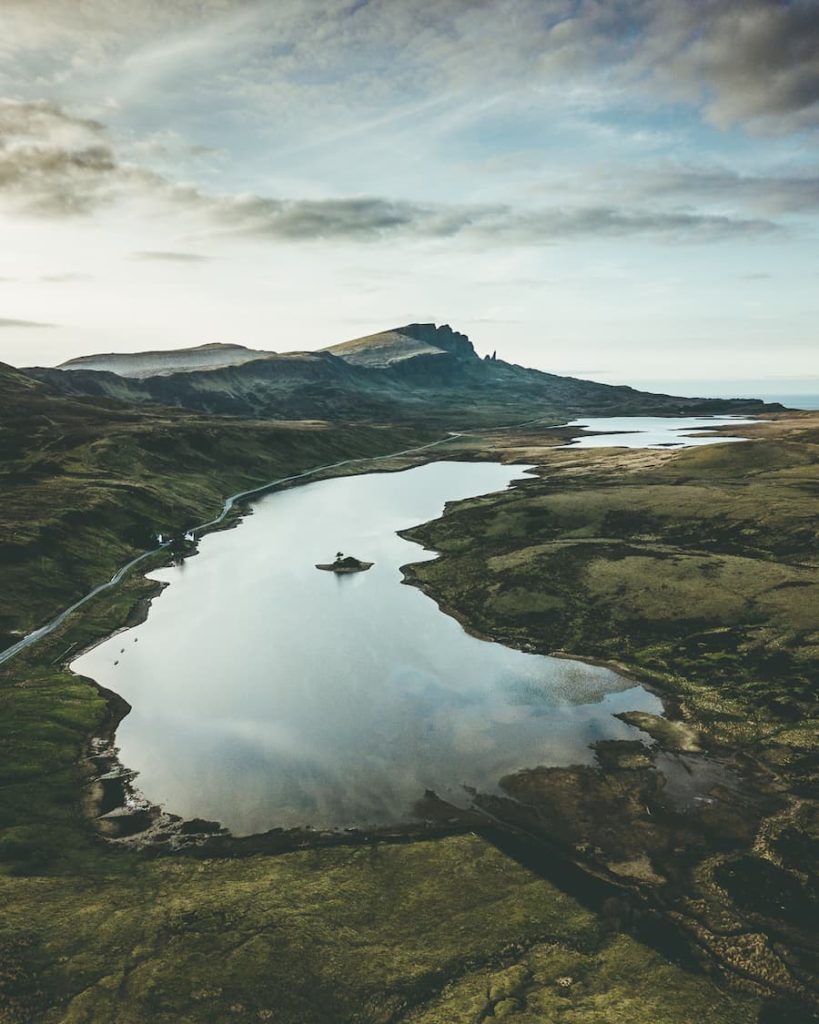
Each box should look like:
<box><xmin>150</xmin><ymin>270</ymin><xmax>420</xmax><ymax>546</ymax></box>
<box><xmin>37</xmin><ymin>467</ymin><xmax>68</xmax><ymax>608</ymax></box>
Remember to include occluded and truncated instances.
<box><xmin>74</xmin><ymin>432</ymin><xmax>718</xmax><ymax>856</ymax></box>
<box><xmin>0</xmin><ymin>430</ymin><xmax>471</xmax><ymax>669</ymax></box>
<box><xmin>71</xmin><ymin>452</ymin><xmax>542</xmax><ymax>852</ymax></box>
<box><xmin>2</xmin><ymin>411</ymin><xmax>764</xmax><ymax>668</ymax></box>
<box><xmin>15</xmin><ymin>414</ymin><xmax>769</xmax><ymax>856</ymax></box>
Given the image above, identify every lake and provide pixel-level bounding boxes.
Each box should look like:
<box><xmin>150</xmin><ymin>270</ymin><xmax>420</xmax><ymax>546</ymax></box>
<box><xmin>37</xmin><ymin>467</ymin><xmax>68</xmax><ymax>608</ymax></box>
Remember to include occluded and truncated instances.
<box><xmin>72</xmin><ymin>417</ymin><xmax>754</xmax><ymax>835</ymax></box>
<box><xmin>563</xmin><ymin>414</ymin><xmax>759</xmax><ymax>448</ymax></box>
<box><xmin>73</xmin><ymin>460</ymin><xmax>661</xmax><ymax>835</ymax></box>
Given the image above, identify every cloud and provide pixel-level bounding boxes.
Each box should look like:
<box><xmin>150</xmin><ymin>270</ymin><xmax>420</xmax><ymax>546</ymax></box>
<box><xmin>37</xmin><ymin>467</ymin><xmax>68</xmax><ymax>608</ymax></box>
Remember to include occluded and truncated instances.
<box><xmin>642</xmin><ymin>0</ymin><xmax>819</xmax><ymax>134</ymax></box>
<box><xmin>536</xmin><ymin>0</ymin><xmax>819</xmax><ymax>134</ymax></box>
<box><xmin>194</xmin><ymin>193</ymin><xmax>471</xmax><ymax>240</ymax></box>
<box><xmin>126</xmin><ymin>131</ymin><xmax>223</xmax><ymax>161</ymax></box>
<box><xmin>0</xmin><ymin>317</ymin><xmax>56</xmax><ymax>327</ymax></box>
<box><xmin>486</xmin><ymin>206</ymin><xmax>775</xmax><ymax>243</ymax></box>
<box><xmin>1</xmin><ymin>1</ymin><xmax>817</xmax><ymax>135</ymax></box>
<box><xmin>0</xmin><ymin>99</ymin><xmax>780</xmax><ymax>245</ymax></box>
<box><xmin>0</xmin><ymin>98</ymin><xmax>158</xmax><ymax>216</ymax></box>
<box><xmin>568</xmin><ymin>162</ymin><xmax>819</xmax><ymax>216</ymax></box>
<box><xmin>635</xmin><ymin>165</ymin><xmax>819</xmax><ymax>214</ymax></box>
<box><xmin>131</xmin><ymin>250</ymin><xmax>210</xmax><ymax>262</ymax></box>
<box><xmin>177</xmin><ymin>189</ymin><xmax>775</xmax><ymax>243</ymax></box>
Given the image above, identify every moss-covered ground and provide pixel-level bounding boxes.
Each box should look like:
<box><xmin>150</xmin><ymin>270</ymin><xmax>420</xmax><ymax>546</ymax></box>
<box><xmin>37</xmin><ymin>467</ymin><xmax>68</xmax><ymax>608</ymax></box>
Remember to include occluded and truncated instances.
<box><xmin>406</xmin><ymin>414</ymin><xmax>819</xmax><ymax>1011</ymax></box>
<box><xmin>1</xmin><ymin>833</ymin><xmax>763</xmax><ymax>1024</ymax></box>
<box><xmin>0</xmin><ymin>383</ymin><xmax>809</xmax><ymax>1022</ymax></box>
<box><xmin>0</xmin><ymin>567</ymin><xmax>765</xmax><ymax>1023</ymax></box>
<box><xmin>0</xmin><ymin>392</ymin><xmax>434</xmax><ymax>644</ymax></box>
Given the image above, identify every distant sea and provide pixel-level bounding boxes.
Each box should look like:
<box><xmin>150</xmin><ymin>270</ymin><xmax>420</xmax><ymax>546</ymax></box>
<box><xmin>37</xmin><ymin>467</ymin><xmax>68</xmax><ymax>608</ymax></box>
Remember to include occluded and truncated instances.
<box><xmin>754</xmin><ymin>395</ymin><xmax>819</xmax><ymax>410</ymax></box>
<box><xmin>622</xmin><ymin>379</ymin><xmax>819</xmax><ymax>411</ymax></box>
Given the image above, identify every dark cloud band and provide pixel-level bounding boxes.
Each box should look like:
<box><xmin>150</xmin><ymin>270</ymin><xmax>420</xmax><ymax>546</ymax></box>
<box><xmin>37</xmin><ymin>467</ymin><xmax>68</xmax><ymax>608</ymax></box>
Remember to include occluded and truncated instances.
<box><xmin>0</xmin><ymin>99</ymin><xmax>782</xmax><ymax>245</ymax></box>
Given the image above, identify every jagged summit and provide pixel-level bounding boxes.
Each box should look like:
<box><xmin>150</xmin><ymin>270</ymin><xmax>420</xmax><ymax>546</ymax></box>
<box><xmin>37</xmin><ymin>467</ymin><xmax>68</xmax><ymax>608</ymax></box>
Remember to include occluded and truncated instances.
<box><xmin>398</xmin><ymin>323</ymin><xmax>476</xmax><ymax>359</ymax></box>
<box><xmin>59</xmin><ymin>342</ymin><xmax>271</xmax><ymax>379</ymax></box>
<box><xmin>323</xmin><ymin>323</ymin><xmax>476</xmax><ymax>368</ymax></box>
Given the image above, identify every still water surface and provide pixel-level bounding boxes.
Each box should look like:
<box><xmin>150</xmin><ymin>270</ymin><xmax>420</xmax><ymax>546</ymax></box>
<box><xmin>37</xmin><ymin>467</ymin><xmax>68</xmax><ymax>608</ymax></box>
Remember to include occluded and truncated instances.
<box><xmin>564</xmin><ymin>415</ymin><xmax>758</xmax><ymax>448</ymax></box>
<box><xmin>74</xmin><ymin>460</ymin><xmax>661</xmax><ymax>834</ymax></box>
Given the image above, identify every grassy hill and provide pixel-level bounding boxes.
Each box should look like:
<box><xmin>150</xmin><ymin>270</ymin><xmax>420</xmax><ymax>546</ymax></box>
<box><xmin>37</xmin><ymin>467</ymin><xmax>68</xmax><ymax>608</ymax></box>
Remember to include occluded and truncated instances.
<box><xmin>58</xmin><ymin>342</ymin><xmax>269</xmax><ymax>378</ymax></box>
<box><xmin>402</xmin><ymin>414</ymin><xmax>819</xmax><ymax>1011</ymax></box>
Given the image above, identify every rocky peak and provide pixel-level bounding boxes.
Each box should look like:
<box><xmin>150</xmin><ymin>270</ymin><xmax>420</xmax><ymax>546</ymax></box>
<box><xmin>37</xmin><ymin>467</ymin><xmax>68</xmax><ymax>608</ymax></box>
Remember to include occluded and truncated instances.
<box><xmin>397</xmin><ymin>323</ymin><xmax>476</xmax><ymax>360</ymax></box>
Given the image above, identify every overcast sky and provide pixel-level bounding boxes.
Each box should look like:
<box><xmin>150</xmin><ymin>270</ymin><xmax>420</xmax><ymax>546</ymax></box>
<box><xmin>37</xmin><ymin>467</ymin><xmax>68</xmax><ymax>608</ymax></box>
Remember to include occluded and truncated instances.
<box><xmin>0</xmin><ymin>0</ymin><xmax>817</xmax><ymax>390</ymax></box>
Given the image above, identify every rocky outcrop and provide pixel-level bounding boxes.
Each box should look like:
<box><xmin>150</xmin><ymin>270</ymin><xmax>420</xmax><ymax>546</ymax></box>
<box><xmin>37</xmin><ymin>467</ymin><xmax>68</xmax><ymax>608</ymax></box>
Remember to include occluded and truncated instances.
<box><xmin>397</xmin><ymin>323</ymin><xmax>476</xmax><ymax>360</ymax></box>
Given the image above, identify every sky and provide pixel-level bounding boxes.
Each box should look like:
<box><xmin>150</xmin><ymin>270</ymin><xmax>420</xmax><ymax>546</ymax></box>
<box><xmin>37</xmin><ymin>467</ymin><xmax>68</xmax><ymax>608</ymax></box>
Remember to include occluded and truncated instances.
<box><xmin>0</xmin><ymin>0</ymin><xmax>817</xmax><ymax>393</ymax></box>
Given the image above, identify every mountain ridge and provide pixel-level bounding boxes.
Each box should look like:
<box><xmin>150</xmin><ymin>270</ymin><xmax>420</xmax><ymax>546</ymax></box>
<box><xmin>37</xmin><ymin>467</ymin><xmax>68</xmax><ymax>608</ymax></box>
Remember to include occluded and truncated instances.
<box><xmin>59</xmin><ymin>342</ymin><xmax>269</xmax><ymax>378</ymax></box>
<box><xmin>26</xmin><ymin>323</ymin><xmax>781</xmax><ymax>427</ymax></box>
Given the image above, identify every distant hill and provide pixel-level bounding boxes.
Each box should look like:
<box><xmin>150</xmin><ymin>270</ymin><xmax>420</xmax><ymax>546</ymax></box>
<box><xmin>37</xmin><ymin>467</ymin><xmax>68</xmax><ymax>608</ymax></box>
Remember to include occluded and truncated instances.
<box><xmin>59</xmin><ymin>342</ymin><xmax>268</xmax><ymax>378</ymax></box>
<box><xmin>28</xmin><ymin>323</ymin><xmax>779</xmax><ymax>427</ymax></box>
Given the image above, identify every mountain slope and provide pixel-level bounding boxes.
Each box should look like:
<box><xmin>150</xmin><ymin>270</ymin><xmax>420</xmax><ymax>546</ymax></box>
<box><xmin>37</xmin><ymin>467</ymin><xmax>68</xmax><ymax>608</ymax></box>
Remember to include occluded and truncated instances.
<box><xmin>59</xmin><ymin>342</ymin><xmax>268</xmax><ymax>378</ymax></box>
<box><xmin>28</xmin><ymin>323</ymin><xmax>780</xmax><ymax>426</ymax></box>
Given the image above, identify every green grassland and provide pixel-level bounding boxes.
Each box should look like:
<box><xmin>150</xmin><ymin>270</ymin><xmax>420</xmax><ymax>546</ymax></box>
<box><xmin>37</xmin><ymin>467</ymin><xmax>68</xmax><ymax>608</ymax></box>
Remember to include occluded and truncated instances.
<box><xmin>1</xmin><ymin>833</ymin><xmax>760</xmax><ymax>1024</ymax></box>
<box><xmin>0</xmin><ymin>362</ymin><xmax>436</xmax><ymax>643</ymax></box>
<box><xmin>407</xmin><ymin>421</ymin><xmax>819</xmax><ymax>748</ymax></box>
<box><xmin>0</xmin><ymin>521</ymin><xmax>764</xmax><ymax>1024</ymax></box>
<box><xmin>0</xmin><ymin>371</ymin><xmax>810</xmax><ymax>1022</ymax></box>
<box><xmin>405</xmin><ymin>416</ymin><xmax>819</xmax><ymax>1010</ymax></box>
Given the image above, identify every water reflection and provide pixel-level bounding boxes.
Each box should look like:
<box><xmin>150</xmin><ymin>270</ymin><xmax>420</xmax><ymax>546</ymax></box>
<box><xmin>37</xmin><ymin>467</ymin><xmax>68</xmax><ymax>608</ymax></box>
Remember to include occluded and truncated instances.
<box><xmin>73</xmin><ymin>461</ymin><xmax>661</xmax><ymax>834</ymax></box>
<box><xmin>563</xmin><ymin>415</ymin><xmax>756</xmax><ymax>449</ymax></box>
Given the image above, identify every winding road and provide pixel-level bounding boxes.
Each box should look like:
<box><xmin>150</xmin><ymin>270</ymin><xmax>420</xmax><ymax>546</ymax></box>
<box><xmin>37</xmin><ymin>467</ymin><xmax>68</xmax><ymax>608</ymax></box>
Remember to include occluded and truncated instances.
<box><xmin>0</xmin><ymin>432</ymin><xmax>465</xmax><ymax>667</ymax></box>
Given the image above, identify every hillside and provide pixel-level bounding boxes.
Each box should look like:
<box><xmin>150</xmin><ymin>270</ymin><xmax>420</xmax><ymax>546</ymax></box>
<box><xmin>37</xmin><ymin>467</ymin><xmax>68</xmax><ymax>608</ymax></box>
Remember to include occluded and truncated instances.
<box><xmin>0</xmin><ymin>361</ymin><xmax>431</xmax><ymax>646</ymax></box>
<box><xmin>29</xmin><ymin>323</ymin><xmax>778</xmax><ymax>426</ymax></box>
<box><xmin>58</xmin><ymin>342</ymin><xmax>268</xmax><ymax>378</ymax></box>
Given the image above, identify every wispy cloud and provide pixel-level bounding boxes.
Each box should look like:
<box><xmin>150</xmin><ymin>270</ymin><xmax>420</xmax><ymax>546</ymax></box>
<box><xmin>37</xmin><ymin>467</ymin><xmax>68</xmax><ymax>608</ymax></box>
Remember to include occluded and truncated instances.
<box><xmin>2</xmin><ymin>1</ymin><xmax>817</xmax><ymax>134</ymax></box>
<box><xmin>0</xmin><ymin>1</ymin><xmax>813</xmax><ymax>378</ymax></box>
<box><xmin>0</xmin><ymin>316</ymin><xmax>56</xmax><ymax>327</ymax></box>
<box><xmin>131</xmin><ymin>250</ymin><xmax>210</xmax><ymax>262</ymax></box>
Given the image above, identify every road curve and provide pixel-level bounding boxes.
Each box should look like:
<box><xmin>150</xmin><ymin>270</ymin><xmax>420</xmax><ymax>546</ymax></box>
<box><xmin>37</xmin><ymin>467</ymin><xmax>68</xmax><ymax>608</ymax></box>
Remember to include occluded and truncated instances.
<box><xmin>0</xmin><ymin>433</ymin><xmax>463</xmax><ymax>668</ymax></box>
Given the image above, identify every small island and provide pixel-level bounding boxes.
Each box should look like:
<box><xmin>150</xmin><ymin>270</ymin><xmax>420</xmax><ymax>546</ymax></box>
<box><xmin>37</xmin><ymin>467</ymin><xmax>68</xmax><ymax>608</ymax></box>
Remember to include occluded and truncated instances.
<box><xmin>316</xmin><ymin>551</ymin><xmax>374</xmax><ymax>574</ymax></box>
